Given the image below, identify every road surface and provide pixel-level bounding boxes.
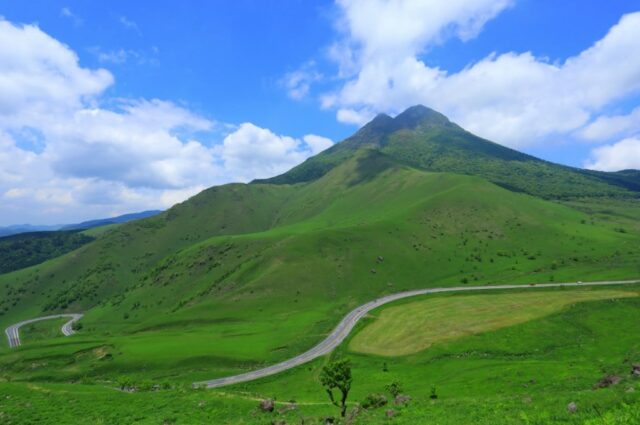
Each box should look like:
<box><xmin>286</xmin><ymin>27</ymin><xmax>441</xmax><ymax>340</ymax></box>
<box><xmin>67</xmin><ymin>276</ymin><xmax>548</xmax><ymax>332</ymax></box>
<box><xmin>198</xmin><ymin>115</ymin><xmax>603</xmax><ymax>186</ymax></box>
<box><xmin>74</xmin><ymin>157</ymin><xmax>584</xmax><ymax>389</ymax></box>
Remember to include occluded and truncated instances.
<box><xmin>4</xmin><ymin>313</ymin><xmax>83</xmax><ymax>348</ymax></box>
<box><xmin>194</xmin><ymin>279</ymin><xmax>640</xmax><ymax>388</ymax></box>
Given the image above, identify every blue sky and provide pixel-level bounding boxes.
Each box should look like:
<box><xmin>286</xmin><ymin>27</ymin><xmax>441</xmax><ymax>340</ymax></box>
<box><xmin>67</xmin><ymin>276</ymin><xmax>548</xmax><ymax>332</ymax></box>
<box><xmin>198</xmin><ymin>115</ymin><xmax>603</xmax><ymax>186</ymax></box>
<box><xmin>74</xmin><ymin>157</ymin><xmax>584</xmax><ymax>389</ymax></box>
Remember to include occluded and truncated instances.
<box><xmin>1</xmin><ymin>0</ymin><xmax>640</xmax><ymax>225</ymax></box>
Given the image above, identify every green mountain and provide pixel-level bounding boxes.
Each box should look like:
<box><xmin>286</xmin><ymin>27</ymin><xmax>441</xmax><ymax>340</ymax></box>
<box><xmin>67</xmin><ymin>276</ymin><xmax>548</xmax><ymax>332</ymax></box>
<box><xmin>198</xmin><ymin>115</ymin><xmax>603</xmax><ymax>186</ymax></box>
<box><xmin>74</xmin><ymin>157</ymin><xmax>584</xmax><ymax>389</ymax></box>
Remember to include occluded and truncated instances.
<box><xmin>1</xmin><ymin>106</ymin><xmax>639</xmax><ymax>382</ymax></box>
<box><xmin>256</xmin><ymin>105</ymin><xmax>640</xmax><ymax>198</ymax></box>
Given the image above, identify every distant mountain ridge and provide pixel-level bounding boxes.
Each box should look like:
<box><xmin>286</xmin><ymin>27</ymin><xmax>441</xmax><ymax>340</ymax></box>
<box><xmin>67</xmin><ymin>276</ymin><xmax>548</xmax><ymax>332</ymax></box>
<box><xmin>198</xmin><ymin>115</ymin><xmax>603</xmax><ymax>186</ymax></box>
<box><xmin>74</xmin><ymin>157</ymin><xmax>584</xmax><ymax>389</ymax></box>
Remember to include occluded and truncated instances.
<box><xmin>255</xmin><ymin>105</ymin><xmax>640</xmax><ymax>199</ymax></box>
<box><xmin>0</xmin><ymin>210</ymin><xmax>162</xmax><ymax>238</ymax></box>
<box><xmin>60</xmin><ymin>210</ymin><xmax>163</xmax><ymax>231</ymax></box>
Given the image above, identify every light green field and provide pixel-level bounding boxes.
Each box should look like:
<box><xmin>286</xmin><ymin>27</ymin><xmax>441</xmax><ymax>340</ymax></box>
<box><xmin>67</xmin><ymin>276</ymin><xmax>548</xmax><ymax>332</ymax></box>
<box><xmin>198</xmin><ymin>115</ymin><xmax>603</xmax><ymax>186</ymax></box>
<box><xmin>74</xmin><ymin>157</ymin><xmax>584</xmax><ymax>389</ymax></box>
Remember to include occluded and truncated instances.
<box><xmin>350</xmin><ymin>289</ymin><xmax>640</xmax><ymax>356</ymax></box>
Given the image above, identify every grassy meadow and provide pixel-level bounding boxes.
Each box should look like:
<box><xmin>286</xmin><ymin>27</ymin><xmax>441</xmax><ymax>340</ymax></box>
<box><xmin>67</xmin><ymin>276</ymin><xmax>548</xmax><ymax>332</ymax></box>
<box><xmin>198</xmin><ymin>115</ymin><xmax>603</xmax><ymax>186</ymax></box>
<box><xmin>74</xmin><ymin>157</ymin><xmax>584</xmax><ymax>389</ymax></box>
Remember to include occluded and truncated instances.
<box><xmin>1</xmin><ymin>285</ymin><xmax>639</xmax><ymax>424</ymax></box>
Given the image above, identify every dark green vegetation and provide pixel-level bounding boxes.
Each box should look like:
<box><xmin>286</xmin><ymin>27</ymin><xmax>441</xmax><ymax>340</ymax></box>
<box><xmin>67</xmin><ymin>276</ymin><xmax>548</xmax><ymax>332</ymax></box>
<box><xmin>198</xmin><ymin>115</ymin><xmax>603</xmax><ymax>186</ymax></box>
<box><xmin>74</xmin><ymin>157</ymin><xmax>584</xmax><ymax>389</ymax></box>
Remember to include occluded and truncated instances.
<box><xmin>320</xmin><ymin>358</ymin><xmax>353</xmax><ymax>417</ymax></box>
<box><xmin>0</xmin><ymin>106</ymin><xmax>639</xmax><ymax>423</ymax></box>
<box><xmin>0</xmin><ymin>231</ymin><xmax>94</xmax><ymax>274</ymax></box>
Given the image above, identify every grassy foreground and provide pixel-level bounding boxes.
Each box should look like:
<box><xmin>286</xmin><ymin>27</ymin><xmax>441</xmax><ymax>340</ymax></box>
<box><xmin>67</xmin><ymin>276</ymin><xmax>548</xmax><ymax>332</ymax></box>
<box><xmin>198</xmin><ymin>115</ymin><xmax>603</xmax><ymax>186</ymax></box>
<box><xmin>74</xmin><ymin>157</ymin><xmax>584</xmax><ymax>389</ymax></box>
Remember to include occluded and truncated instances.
<box><xmin>1</xmin><ymin>285</ymin><xmax>639</xmax><ymax>424</ymax></box>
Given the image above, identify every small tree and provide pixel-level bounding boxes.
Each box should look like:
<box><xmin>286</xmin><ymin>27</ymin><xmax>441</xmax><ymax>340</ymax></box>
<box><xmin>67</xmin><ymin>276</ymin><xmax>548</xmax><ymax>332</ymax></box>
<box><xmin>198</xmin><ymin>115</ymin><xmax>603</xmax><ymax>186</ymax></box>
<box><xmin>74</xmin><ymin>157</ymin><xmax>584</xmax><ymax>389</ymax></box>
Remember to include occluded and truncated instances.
<box><xmin>320</xmin><ymin>358</ymin><xmax>352</xmax><ymax>417</ymax></box>
<box><xmin>385</xmin><ymin>380</ymin><xmax>403</xmax><ymax>398</ymax></box>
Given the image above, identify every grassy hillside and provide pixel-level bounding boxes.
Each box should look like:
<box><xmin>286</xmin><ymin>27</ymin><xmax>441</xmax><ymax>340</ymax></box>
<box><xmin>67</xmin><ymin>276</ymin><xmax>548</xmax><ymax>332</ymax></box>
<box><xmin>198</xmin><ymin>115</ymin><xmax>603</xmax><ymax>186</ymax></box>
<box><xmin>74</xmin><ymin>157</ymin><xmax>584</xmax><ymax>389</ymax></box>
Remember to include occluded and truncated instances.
<box><xmin>1</xmin><ymin>151</ymin><xmax>639</xmax><ymax>385</ymax></box>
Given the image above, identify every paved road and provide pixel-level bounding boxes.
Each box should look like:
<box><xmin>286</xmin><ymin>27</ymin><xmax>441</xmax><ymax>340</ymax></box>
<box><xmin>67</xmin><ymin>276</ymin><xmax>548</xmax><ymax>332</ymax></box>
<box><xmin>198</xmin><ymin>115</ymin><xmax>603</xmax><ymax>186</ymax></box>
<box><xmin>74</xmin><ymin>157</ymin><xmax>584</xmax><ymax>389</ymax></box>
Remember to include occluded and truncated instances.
<box><xmin>4</xmin><ymin>313</ymin><xmax>83</xmax><ymax>348</ymax></box>
<box><xmin>194</xmin><ymin>279</ymin><xmax>640</xmax><ymax>388</ymax></box>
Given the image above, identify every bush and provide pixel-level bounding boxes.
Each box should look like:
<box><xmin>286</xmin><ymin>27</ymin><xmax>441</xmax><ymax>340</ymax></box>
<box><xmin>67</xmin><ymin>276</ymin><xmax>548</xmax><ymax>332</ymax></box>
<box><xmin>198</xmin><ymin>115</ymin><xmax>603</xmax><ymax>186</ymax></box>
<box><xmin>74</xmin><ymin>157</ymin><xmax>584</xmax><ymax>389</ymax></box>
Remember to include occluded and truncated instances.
<box><xmin>385</xmin><ymin>381</ymin><xmax>403</xmax><ymax>397</ymax></box>
<box><xmin>361</xmin><ymin>393</ymin><xmax>388</xmax><ymax>409</ymax></box>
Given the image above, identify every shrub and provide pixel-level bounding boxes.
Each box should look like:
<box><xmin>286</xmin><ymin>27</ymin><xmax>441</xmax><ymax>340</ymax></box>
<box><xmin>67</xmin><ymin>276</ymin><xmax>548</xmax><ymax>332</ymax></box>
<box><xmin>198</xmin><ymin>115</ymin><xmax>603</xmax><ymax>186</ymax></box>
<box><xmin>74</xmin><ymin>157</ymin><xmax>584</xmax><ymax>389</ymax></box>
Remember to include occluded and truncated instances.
<box><xmin>361</xmin><ymin>393</ymin><xmax>388</xmax><ymax>409</ymax></box>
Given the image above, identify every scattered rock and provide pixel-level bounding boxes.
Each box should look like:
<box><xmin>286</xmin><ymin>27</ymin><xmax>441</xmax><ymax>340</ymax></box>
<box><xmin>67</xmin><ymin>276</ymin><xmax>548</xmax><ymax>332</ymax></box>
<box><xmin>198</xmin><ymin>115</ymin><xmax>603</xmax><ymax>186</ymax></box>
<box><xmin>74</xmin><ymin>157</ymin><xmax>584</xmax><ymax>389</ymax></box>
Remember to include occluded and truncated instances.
<box><xmin>197</xmin><ymin>400</ymin><xmax>206</xmax><ymax>408</ymax></box>
<box><xmin>567</xmin><ymin>402</ymin><xmax>578</xmax><ymax>413</ymax></box>
<box><xmin>345</xmin><ymin>406</ymin><xmax>361</xmax><ymax>425</ymax></box>
<box><xmin>385</xmin><ymin>409</ymin><xmax>397</xmax><ymax>418</ymax></box>
<box><xmin>632</xmin><ymin>364</ymin><xmax>640</xmax><ymax>377</ymax></box>
<box><xmin>271</xmin><ymin>420</ymin><xmax>287</xmax><ymax>425</ymax></box>
<box><xmin>324</xmin><ymin>417</ymin><xmax>335</xmax><ymax>424</ymax></box>
<box><xmin>626</xmin><ymin>387</ymin><xmax>635</xmax><ymax>393</ymax></box>
<box><xmin>394</xmin><ymin>394</ymin><xmax>411</xmax><ymax>405</ymax></box>
<box><xmin>594</xmin><ymin>375</ymin><xmax>622</xmax><ymax>389</ymax></box>
<box><xmin>376</xmin><ymin>256</ymin><xmax>384</xmax><ymax>263</ymax></box>
<box><xmin>370</xmin><ymin>268</ymin><xmax>377</xmax><ymax>274</ymax></box>
<box><xmin>259</xmin><ymin>399</ymin><xmax>275</xmax><ymax>413</ymax></box>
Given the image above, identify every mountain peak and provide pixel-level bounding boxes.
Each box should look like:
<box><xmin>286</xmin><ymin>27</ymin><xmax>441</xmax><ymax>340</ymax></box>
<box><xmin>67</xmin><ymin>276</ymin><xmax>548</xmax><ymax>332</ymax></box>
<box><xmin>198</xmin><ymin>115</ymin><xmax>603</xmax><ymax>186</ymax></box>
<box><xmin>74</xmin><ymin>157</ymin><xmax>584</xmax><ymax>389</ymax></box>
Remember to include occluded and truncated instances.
<box><xmin>393</xmin><ymin>105</ymin><xmax>452</xmax><ymax>130</ymax></box>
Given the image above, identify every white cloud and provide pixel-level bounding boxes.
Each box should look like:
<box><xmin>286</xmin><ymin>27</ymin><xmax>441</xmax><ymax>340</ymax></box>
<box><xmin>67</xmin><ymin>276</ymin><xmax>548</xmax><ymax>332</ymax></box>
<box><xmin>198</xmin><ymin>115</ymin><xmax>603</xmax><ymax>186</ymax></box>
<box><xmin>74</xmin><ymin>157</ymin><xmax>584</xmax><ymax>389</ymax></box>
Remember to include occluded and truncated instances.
<box><xmin>60</xmin><ymin>7</ymin><xmax>83</xmax><ymax>26</ymax></box>
<box><xmin>0</xmin><ymin>19</ymin><xmax>331</xmax><ymax>225</ymax></box>
<box><xmin>585</xmin><ymin>138</ymin><xmax>640</xmax><ymax>171</ymax></box>
<box><xmin>0</xmin><ymin>20</ymin><xmax>113</xmax><ymax>127</ymax></box>
<box><xmin>336</xmin><ymin>107</ymin><xmax>375</xmax><ymax>125</ymax></box>
<box><xmin>282</xmin><ymin>62</ymin><xmax>323</xmax><ymax>99</ymax></box>
<box><xmin>318</xmin><ymin>3</ymin><xmax>640</xmax><ymax>148</ymax></box>
<box><xmin>579</xmin><ymin>107</ymin><xmax>640</xmax><ymax>141</ymax></box>
<box><xmin>220</xmin><ymin>123</ymin><xmax>333</xmax><ymax>181</ymax></box>
<box><xmin>335</xmin><ymin>0</ymin><xmax>513</xmax><ymax>60</ymax></box>
<box><xmin>119</xmin><ymin>16</ymin><xmax>140</xmax><ymax>33</ymax></box>
<box><xmin>96</xmin><ymin>48</ymin><xmax>129</xmax><ymax>64</ymax></box>
<box><xmin>303</xmin><ymin>134</ymin><xmax>334</xmax><ymax>154</ymax></box>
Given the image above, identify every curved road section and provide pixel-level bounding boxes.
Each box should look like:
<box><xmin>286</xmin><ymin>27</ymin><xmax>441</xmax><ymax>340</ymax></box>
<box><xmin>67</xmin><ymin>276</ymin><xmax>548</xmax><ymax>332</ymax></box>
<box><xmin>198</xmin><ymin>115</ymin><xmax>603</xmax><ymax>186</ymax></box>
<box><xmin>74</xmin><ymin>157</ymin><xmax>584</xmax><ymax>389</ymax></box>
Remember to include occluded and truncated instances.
<box><xmin>195</xmin><ymin>279</ymin><xmax>640</xmax><ymax>388</ymax></box>
<box><xmin>4</xmin><ymin>313</ymin><xmax>83</xmax><ymax>348</ymax></box>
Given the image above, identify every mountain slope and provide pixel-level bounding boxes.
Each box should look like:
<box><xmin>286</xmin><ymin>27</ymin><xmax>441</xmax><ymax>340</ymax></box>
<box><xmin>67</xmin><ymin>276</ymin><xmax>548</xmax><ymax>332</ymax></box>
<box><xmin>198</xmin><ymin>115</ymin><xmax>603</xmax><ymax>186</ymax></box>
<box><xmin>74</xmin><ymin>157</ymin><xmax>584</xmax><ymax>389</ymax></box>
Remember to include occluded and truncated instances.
<box><xmin>256</xmin><ymin>105</ymin><xmax>640</xmax><ymax>198</ymax></box>
<box><xmin>1</xmin><ymin>148</ymin><xmax>639</xmax><ymax>383</ymax></box>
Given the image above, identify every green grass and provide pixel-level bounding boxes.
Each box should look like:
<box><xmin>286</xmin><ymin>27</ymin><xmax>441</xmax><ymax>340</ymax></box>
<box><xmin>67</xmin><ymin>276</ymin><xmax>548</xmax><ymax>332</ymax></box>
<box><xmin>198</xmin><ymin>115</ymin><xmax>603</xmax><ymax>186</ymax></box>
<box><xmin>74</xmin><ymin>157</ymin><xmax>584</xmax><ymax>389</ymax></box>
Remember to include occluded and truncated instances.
<box><xmin>349</xmin><ymin>289</ymin><xmax>640</xmax><ymax>356</ymax></box>
<box><xmin>233</xmin><ymin>285</ymin><xmax>640</xmax><ymax>424</ymax></box>
<box><xmin>19</xmin><ymin>317</ymin><xmax>70</xmax><ymax>344</ymax></box>
<box><xmin>1</xmin><ymin>285</ymin><xmax>639</xmax><ymax>424</ymax></box>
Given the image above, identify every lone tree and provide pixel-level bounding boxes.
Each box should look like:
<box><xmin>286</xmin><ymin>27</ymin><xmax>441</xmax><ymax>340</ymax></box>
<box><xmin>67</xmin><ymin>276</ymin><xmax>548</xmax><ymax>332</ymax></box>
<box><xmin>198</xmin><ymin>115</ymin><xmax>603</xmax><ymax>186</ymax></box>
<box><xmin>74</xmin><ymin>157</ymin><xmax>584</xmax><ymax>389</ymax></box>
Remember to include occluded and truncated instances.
<box><xmin>320</xmin><ymin>358</ymin><xmax>352</xmax><ymax>417</ymax></box>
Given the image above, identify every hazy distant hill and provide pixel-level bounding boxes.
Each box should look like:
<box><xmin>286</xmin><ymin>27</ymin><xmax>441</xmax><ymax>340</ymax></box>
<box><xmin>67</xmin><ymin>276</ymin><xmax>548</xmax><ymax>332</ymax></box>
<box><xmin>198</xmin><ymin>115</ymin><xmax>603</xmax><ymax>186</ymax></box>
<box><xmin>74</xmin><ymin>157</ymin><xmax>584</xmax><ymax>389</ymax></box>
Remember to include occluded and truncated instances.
<box><xmin>0</xmin><ymin>210</ymin><xmax>162</xmax><ymax>237</ymax></box>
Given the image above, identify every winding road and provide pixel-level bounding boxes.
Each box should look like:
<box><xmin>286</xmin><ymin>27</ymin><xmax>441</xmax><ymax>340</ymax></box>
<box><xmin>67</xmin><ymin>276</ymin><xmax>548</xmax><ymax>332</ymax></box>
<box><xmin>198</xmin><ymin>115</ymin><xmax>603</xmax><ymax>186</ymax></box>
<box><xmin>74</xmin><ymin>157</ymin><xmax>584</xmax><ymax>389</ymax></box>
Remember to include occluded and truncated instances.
<box><xmin>194</xmin><ymin>279</ymin><xmax>640</xmax><ymax>388</ymax></box>
<box><xmin>4</xmin><ymin>279</ymin><xmax>639</xmax><ymax>388</ymax></box>
<box><xmin>4</xmin><ymin>313</ymin><xmax>83</xmax><ymax>348</ymax></box>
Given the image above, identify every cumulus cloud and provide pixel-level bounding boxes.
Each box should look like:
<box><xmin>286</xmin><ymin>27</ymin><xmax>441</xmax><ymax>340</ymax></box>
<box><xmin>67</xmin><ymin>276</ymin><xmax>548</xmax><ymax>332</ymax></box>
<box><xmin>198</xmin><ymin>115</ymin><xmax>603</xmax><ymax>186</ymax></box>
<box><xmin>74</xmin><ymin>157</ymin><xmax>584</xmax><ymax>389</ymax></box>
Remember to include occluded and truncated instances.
<box><xmin>0</xmin><ymin>20</ymin><xmax>113</xmax><ymax>126</ymax></box>
<box><xmin>579</xmin><ymin>107</ymin><xmax>640</xmax><ymax>141</ymax></box>
<box><xmin>302</xmin><ymin>134</ymin><xmax>334</xmax><ymax>154</ymax></box>
<box><xmin>316</xmin><ymin>2</ymin><xmax>640</xmax><ymax>148</ymax></box>
<box><xmin>0</xmin><ymin>19</ymin><xmax>331</xmax><ymax>225</ymax></box>
<box><xmin>220</xmin><ymin>123</ymin><xmax>332</xmax><ymax>181</ymax></box>
<box><xmin>585</xmin><ymin>138</ymin><xmax>640</xmax><ymax>171</ymax></box>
